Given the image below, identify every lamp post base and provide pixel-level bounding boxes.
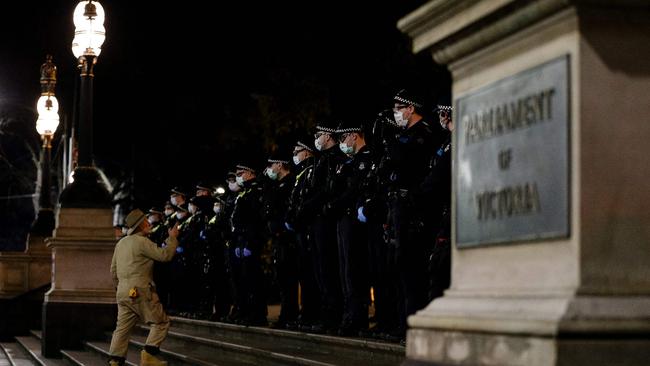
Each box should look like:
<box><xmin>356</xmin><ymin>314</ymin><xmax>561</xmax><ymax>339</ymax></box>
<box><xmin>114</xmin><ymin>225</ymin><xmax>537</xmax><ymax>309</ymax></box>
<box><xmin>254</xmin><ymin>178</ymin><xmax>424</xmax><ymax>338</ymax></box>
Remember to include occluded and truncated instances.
<box><xmin>59</xmin><ymin>167</ymin><xmax>112</xmax><ymax>208</ymax></box>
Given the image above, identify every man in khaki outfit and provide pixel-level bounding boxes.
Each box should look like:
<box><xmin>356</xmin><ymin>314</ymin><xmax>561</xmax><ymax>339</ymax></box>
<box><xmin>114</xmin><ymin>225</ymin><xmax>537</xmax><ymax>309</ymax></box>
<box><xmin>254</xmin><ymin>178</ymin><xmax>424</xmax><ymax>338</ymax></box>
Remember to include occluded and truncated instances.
<box><xmin>108</xmin><ymin>209</ymin><xmax>179</xmax><ymax>366</ymax></box>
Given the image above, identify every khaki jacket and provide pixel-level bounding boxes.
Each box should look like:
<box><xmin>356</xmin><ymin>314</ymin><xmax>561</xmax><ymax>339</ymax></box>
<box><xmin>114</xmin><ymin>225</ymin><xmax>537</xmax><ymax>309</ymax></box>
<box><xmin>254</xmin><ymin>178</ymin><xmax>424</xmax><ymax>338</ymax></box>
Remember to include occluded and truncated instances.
<box><xmin>110</xmin><ymin>231</ymin><xmax>178</xmax><ymax>298</ymax></box>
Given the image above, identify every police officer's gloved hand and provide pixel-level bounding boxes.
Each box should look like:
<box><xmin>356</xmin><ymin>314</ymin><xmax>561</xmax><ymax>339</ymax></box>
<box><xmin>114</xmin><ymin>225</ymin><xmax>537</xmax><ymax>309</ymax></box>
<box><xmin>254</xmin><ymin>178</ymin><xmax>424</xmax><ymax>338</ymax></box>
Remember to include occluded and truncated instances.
<box><xmin>284</xmin><ymin>222</ymin><xmax>294</xmax><ymax>231</ymax></box>
<box><xmin>234</xmin><ymin>247</ymin><xmax>241</xmax><ymax>258</ymax></box>
<box><xmin>357</xmin><ymin>206</ymin><xmax>367</xmax><ymax>223</ymax></box>
<box><xmin>243</xmin><ymin>248</ymin><xmax>252</xmax><ymax>257</ymax></box>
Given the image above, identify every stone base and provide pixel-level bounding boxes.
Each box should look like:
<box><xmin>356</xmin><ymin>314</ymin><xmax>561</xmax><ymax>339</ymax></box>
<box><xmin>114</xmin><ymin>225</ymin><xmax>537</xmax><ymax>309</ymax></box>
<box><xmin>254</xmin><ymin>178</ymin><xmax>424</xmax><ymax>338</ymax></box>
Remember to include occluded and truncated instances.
<box><xmin>403</xmin><ymin>329</ymin><xmax>650</xmax><ymax>366</ymax></box>
<box><xmin>404</xmin><ymin>293</ymin><xmax>650</xmax><ymax>366</ymax></box>
<box><xmin>41</xmin><ymin>301</ymin><xmax>116</xmax><ymax>357</ymax></box>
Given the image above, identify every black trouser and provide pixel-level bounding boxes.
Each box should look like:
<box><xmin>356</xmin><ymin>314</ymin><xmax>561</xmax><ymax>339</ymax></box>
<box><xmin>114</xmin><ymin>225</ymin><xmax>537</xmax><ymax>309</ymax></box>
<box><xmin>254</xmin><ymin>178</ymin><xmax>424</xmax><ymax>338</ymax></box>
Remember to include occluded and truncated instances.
<box><xmin>388</xmin><ymin>195</ymin><xmax>430</xmax><ymax>333</ymax></box>
<box><xmin>367</xmin><ymin>219</ymin><xmax>399</xmax><ymax>332</ymax></box>
<box><xmin>168</xmin><ymin>253</ymin><xmax>196</xmax><ymax>314</ymax></box>
<box><xmin>231</xmin><ymin>245</ymin><xmax>267</xmax><ymax>322</ymax></box>
<box><xmin>310</xmin><ymin>216</ymin><xmax>343</xmax><ymax>328</ymax></box>
<box><xmin>296</xmin><ymin>231</ymin><xmax>320</xmax><ymax>324</ymax></box>
<box><xmin>337</xmin><ymin>214</ymin><xmax>369</xmax><ymax>330</ymax></box>
<box><xmin>273</xmin><ymin>231</ymin><xmax>300</xmax><ymax>323</ymax></box>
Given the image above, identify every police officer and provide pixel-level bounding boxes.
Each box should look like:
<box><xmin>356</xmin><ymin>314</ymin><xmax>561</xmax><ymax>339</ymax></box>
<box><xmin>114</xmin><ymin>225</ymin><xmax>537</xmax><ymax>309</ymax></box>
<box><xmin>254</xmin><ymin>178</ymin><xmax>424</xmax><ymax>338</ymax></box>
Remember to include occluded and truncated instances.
<box><xmin>301</xmin><ymin>120</ymin><xmax>346</xmax><ymax>333</ymax></box>
<box><xmin>187</xmin><ymin>195</ymin><xmax>213</xmax><ymax>319</ymax></box>
<box><xmin>387</xmin><ymin>89</ymin><xmax>437</xmax><ymax>339</ymax></box>
<box><xmin>168</xmin><ymin>203</ymin><xmax>191</xmax><ymax>315</ymax></box>
<box><xmin>230</xmin><ymin>163</ymin><xmax>267</xmax><ymax>325</ymax></box>
<box><xmin>108</xmin><ymin>209</ymin><xmax>179</xmax><ymax>366</ymax></box>
<box><xmin>147</xmin><ymin>207</ymin><xmax>171</xmax><ymax>312</ymax></box>
<box><xmin>421</xmin><ymin>101</ymin><xmax>453</xmax><ymax>301</ymax></box>
<box><xmin>329</xmin><ymin>121</ymin><xmax>373</xmax><ymax>336</ymax></box>
<box><xmin>284</xmin><ymin>139</ymin><xmax>321</xmax><ymax>331</ymax></box>
<box><xmin>359</xmin><ymin>110</ymin><xmax>402</xmax><ymax>340</ymax></box>
<box><xmin>262</xmin><ymin>153</ymin><xmax>299</xmax><ymax>328</ymax></box>
<box><xmin>203</xmin><ymin>198</ymin><xmax>232</xmax><ymax>321</ymax></box>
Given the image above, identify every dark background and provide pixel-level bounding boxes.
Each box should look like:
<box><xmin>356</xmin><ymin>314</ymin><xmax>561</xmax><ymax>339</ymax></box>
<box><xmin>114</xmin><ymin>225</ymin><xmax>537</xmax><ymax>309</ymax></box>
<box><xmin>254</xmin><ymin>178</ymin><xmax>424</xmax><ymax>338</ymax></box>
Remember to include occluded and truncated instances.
<box><xmin>0</xmin><ymin>0</ymin><xmax>450</xmax><ymax>249</ymax></box>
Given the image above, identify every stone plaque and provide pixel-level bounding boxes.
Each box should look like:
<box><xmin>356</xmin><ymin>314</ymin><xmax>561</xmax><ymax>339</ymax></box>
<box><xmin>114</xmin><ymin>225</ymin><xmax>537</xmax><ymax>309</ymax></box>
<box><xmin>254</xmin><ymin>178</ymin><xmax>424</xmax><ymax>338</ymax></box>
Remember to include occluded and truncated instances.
<box><xmin>455</xmin><ymin>56</ymin><xmax>570</xmax><ymax>247</ymax></box>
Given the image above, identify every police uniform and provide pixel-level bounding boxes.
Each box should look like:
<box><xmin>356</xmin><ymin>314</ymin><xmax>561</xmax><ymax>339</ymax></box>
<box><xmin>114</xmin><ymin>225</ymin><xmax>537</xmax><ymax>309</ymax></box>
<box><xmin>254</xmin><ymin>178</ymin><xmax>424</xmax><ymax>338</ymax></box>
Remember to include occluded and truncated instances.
<box><xmin>386</xmin><ymin>89</ymin><xmax>437</xmax><ymax>335</ymax></box>
<box><xmin>262</xmin><ymin>155</ymin><xmax>299</xmax><ymax>327</ymax></box>
<box><xmin>330</xmin><ymin>122</ymin><xmax>373</xmax><ymax>335</ymax></box>
<box><xmin>420</xmin><ymin>103</ymin><xmax>453</xmax><ymax>301</ymax></box>
<box><xmin>284</xmin><ymin>141</ymin><xmax>321</xmax><ymax>330</ymax></box>
<box><xmin>301</xmin><ymin>123</ymin><xmax>347</xmax><ymax>332</ymax></box>
<box><xmin>230</xmin><ymin>164</ymin><xmax>267</xmax><ymax>325</ymax></box>
<box><xmin>203</xmin><ymin>197</ymin><xmax>232</xmax><ymax>320</ymax></box>
<box><xmin>108</xmin><ymin>209</ymin><xmax>178</xmax><ymax>366</ymax></box>
<box><xmin>167</xmin><ymin>203</ymin><xmax>192</xmax><ymax>315</ymax></box>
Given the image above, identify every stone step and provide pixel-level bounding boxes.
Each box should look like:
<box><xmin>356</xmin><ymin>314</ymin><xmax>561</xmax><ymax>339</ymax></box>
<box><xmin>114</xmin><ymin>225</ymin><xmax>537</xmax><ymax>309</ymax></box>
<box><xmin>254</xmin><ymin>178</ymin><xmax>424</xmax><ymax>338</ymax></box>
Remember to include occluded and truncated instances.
<box><xmin>62</xmin><ymin>342</ymin><xmax>138</xmax><ymax>366</ymax></box>
<box><xmin>0</xmin><ymin>342</ymin><xmax>36</xmax><ymax>366</ymax></box>
<box><xmin>129</xmin><ymin>331</ymin><xmax>308</xmax><ymax>366</ymax></box>
<box><xmin>13</xmin><ymin>336</ymin><xmax>66</xmax><ymax>366</ymax></box>
<box><xmin>131</xmin><ymin>317</ymin><xmax>403</xmax><ymax>366</ymax></box>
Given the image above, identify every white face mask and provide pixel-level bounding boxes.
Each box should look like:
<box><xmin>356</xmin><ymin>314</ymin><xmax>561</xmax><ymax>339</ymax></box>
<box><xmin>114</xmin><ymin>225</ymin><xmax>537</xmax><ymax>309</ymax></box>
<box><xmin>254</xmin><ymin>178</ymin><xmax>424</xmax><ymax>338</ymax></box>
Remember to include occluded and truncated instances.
<box><xmin>147</xmin><ymin>217</ymin><xmax>159</xmax><ymax>225</ymax></box>
<box><xmin>236</xmin><ymin>176</ymin><xmax>245</xmax><ymax>186</ymax></box>
<box><xmin>164</xmin><ymin>209</ymin><xmax>174</xmax><ymax>216</ymax></box>
<box><xmin>394</xmin><ymin>111</ymin><xmax>408</xmax><ymax>127</ymax></box>
<box><xmin>176</xmin><ymin>212</ymin><xmax>185</xmax><ymax>220</ymax></box>
<box><xmin>228</xmin><ymin>181</ymin><xmax>240</xmax><ymax>192</ymax></box>
<box><xmin>213</xmin><ymin>205</ymin><xmax>222</xmax><ymax>214</ymax></box>
<box><xmin>293</xmin><ymin>155</ymin><xmax>301</xmax><ymax>165</ymax></box>
<box><xmin>266</xmin><ymin>168</ymin><xmax>279</xmax><ymax>181</ymax></box>
<box><xmin>170</xmin><ymin>196</ymin><xmax>178</xmax><ymax>206</ymax></box>
<box><xmin>314</xmin><ymin>138</ymin><xmax>323</xmax><ymax>151</ymax></box>
<box><xmin>339</xmin><ymin>142</ymin><xmax>353</xmax><ymax>155</ymax></box>
<box><xmin>188</xmin><ymin>204</ymin><xmax>196</xmax><ymax>215</ymax></box>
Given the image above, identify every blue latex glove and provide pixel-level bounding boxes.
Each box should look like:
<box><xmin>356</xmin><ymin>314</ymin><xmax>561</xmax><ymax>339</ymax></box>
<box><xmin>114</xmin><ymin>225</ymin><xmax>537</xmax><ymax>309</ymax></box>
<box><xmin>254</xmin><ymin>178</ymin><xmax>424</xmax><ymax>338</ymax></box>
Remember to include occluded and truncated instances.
<box><xmin>176</xmin><ymin>246</ymin><xmax>184</xmax><ymax>253</ymax></box>
<box><xmin>357</xmin><ymin>206</ymin><xmax>367</xmax><ymax>223</ymax></box>
<box><xmin>234</xmin><ymin>247</ymin><xmax>241</xmax><ymax>258</ymax></box>
<box><xmin>284</xmin><ymin>222</ymin><xmax>294</xmax><ymax>231</ymax></box>
<box><xmin>243</xmin><ymin>248</ymin><xmax>252</xmax><ymax>257</ymax></box>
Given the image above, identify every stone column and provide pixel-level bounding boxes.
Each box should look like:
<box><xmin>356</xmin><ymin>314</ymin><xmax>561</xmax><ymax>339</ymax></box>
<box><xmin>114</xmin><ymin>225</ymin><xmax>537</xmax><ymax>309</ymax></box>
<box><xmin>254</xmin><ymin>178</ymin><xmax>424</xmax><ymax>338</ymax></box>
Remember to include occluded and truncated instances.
<box><xmin>398</xmin><ymin>1</ymin><xmax>650</xmax><ymax>365</ymax></box>
<box><xmin>42</xmin><ymin>208</ymin><xmax>116</xmax><ymax>357</ymax></box>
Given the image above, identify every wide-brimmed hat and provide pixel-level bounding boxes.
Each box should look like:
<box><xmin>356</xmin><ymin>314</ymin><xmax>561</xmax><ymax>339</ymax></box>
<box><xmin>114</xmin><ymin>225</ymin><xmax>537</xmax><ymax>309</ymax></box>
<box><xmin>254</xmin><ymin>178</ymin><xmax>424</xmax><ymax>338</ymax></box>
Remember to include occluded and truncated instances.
<box><xmin>124</xmin><ymin>209</ymin><xmax>147</xmax><ymax>235</ymax></box>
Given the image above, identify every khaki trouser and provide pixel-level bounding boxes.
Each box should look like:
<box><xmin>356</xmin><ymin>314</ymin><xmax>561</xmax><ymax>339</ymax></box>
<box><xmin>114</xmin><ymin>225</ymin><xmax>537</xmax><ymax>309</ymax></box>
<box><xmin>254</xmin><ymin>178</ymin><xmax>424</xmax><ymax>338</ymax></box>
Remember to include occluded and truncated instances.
<box><xmin>109</xmin><ymin>286</ymin><xmax>170</xmax><ymax>357</ymax></box>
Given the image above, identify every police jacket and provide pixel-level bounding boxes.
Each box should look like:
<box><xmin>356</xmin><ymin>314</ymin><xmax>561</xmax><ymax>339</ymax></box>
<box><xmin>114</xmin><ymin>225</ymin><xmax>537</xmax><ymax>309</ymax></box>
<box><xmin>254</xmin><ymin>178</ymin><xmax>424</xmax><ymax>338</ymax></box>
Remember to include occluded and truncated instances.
<box><xmin>328</xmin><ymin>146</ymin><xmax>373</xmax><ymax>217</ymax></box>
<box><xmin>286</xmin><ymin>157</ymin><xmax>314</xmax><ymax>230</ymax></box>
<box><xmin>388</xmin><ymin>119</ymin><xmax>435</xmax><ymax>190</ymax></box>
<box><xmin>230</xmin><ymin>179</ymin><xmax>265</xmax><ymax>250</ymax></box>
<box><xmin>302</xmin><ymin>146</ymin><xmax>346</xmax><ymax>218</ymax></box>
<box><xmin>263</xmin><ymin>172</ymin><xmax>295</xmax><ymax>236</ymax></box>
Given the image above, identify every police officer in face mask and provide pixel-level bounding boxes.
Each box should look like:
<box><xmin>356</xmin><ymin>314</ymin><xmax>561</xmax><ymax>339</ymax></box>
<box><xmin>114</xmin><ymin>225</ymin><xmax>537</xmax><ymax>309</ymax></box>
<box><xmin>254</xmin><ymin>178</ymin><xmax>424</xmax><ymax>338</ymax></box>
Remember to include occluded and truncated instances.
<box><xmin>302</xmin><ymin>120</ymin><xmax>347</xmax><ymax>334</ymax></box>
<box><xmin>166</xmin><ymin>203</ymin><xmax>191</xmax><ymax>315</ymax></box>
<box><xmin>420</xmin><ymin>101</ymin><xmax>453</xmax><ymax>303</ymax></box>
<box><xmin>170</xmin><ymin>187</ymin><xmax>187</xmax><ymax>208</ymax></box>
<box><xmin>386</xmin><ymin>89</ymin><xmax>437</xmax><ymax>340</ymax></box>
<box><xmin>284</xmin><ymin>139</ymin><xmax>321</xmax><ymax>331</ymax></box>
<box><xmin>203</xmin><ymin>198</ymin><xmax>232</xmax><ymax>321</ymax></box>
<box><xmin>328</xmin><ymin>121</ymin><xmax>373</xmax><ymax>336</ymax></box>
<box><xmin>262</xmin><ymin>153</ymin><xmax>299</xmax><ymax>328</ymax></box>
<box><xmin>229</xmin><ymin>163</ymin><xmax>267</xmax><ymax>326</ymax></box>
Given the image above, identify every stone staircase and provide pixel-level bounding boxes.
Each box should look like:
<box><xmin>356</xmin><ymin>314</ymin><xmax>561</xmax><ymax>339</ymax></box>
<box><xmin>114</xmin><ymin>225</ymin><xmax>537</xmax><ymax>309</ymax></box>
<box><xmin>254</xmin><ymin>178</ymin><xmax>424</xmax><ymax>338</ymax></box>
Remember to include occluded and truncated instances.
<box><xmin>0</xmin><ymin>317</ymin><xmax>405</xmax><ymax>366</ymax></box>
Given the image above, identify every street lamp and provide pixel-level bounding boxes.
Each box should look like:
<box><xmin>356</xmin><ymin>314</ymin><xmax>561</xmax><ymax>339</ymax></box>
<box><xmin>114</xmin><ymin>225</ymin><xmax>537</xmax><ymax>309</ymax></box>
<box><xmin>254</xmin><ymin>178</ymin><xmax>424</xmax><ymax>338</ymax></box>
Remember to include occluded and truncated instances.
<box><xmin>59</xmin><ymin>0</ymin><xmax>111</xmax><ymax>207</ymax></box>
<box><xmin>31</xmin><ymin>55</ymin><xmax>59</xmax><ymax>235</ymax></box>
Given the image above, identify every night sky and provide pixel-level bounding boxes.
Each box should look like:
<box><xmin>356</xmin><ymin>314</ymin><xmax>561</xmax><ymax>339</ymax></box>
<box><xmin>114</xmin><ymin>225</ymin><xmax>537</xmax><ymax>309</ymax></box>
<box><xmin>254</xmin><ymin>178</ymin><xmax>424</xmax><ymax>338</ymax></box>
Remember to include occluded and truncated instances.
<box><xmin>0</xmin><ymin>0</ymin><xmax>450</xmax><ymax>248</ymax></box>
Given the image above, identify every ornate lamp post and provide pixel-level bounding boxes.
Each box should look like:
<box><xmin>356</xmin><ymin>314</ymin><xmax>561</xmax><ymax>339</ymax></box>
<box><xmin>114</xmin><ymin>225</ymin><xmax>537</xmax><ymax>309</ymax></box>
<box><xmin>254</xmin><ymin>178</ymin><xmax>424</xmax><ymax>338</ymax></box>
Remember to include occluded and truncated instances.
<box><xmin>31</xmin><ymin>55</ymin><xmax>60</xmax><ymax>235</ymax></box>
<box><xmin>59</xmin><ymin>0</ymin><xmax>111</xmax><ymax>207</ymax></box>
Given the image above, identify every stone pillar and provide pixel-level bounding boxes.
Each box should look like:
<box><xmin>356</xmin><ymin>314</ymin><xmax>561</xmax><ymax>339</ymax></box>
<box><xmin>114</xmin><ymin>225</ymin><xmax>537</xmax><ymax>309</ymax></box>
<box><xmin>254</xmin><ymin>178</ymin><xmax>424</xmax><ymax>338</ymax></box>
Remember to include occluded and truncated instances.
<box><xmin>42</xmin><ymin>208</ymin><xmax>116</xmax><ymax>357</ymax></box>
<box><xmin>398</xmin><ymin>1</ymin><xmax>650</xmax><ymax>365</ymax></box>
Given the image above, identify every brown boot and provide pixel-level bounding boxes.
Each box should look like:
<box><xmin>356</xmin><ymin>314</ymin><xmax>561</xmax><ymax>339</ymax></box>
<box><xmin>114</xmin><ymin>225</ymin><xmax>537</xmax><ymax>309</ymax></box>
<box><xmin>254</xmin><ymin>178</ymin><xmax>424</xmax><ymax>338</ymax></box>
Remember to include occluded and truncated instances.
<box><xmin>140</xmin><ymin>349</ymin><xmax>167</xmax><ymax>366</ymax></box>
